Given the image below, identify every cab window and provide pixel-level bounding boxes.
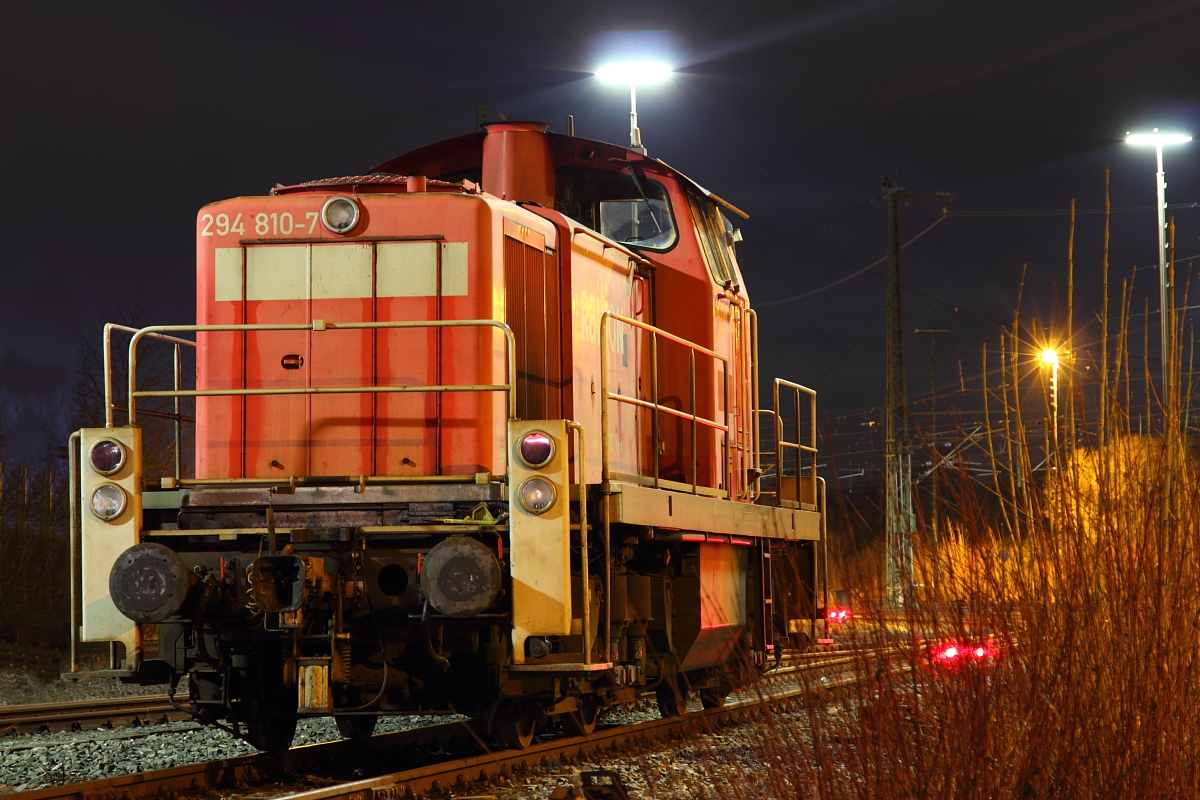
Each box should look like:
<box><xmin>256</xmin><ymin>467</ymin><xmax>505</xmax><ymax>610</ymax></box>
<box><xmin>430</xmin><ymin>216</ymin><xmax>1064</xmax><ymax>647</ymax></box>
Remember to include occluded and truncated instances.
<box><xmin>555</xmin><ymin>166</ymin><xmax>678</xmax><ymax>250</ymax></box>
<box><xmin>687</xmin><ymin>191</ymin><xmax>735</xmax><ymax>285</ymax></box>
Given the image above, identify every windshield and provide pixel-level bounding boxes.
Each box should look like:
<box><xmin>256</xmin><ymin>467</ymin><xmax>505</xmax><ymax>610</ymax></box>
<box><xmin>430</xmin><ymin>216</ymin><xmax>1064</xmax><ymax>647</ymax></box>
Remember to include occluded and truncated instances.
<box><xmin>555</xmin><ymin>166</ymin><xmax>677</xmax><ymax>250</ymax></box>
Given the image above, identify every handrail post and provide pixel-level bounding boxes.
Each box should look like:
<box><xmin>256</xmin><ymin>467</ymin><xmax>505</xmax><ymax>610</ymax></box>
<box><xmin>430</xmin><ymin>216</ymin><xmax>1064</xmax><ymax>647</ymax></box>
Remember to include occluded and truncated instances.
<box><xmin>809</xmin><ymin>391</ymin><xmax>818</xmax><ymax>505</ymax></box>
<box><xmin>173</xmin><ymin>343</ymin><xmax>182</xmax><ymax>479</ymax></box>
<box><xmin>650</xmin><ymin>332</ymin><xmax>659</xmax><ymax>489</ymax></box>
<box><xmin>68</xmin><ymin>431</ymin><xmax>81</xmax><ymax>673</ymax></box>
<box><xmin>793</xmin><ymin>385</ymin><xmax>801</xmax><ymax>505</ymax></box>
<box><xmin>599</xmin><ymin>314</ymin><xmax>612</xmax><ymax>665</ymax></box>
<box><xmin>689</xmin><ymin>349</ymin><xmax>697</xmax><ymax>495</ymax></box>
<box><xmin>128</xmin><ymin>331</ymin><xmax>142</xmax><ymax>425</ymax></box>
<box><xmin>104</xmin><ymin>325</ymin><xmax>114</xmax><ymax>428</ymax></box>
<box><xmin>567</xmin><ymin>421</ymin><xmax>588</xmax><ymax>664</ymax></box>
<box><xmin>818</xmin><ymin>476</ymin><xmax>828</xmax><ymax>638</ymax></box>
<box><xmin>777</xmin><ymin>379</ymin><xmax>787</xmax><ymax>503</ymax></box>
<box><xmin>724</xmin><ymin>356</ymin><xmax>732</xmax><ymax>498</ymax></box>
<box><xmin>600</xmin><ymin>314</ymin><xmax>611</xmax><ymax>485</ymax></box>
<box><xmin>749</xmin><ymin>310</ymin><xmax>761</xmax><ymax>498</ymax></box>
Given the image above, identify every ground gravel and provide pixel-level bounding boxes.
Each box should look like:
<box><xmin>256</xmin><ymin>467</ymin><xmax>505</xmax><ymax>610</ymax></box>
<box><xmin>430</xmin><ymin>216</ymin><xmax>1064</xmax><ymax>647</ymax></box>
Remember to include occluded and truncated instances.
<box><xmin>480</xmin><ymin>704</ymin><xmax>823</xmax><ymax>800</ymax></box>
<box><xmin>0</xmin><ymin>673</ymin><xmax>178</xmax><ymax>706</ymax></box>
<box><xmin>0</xmin><ymin>648</ymin><xmax>861</xmax><ymax>798</ymax></box>
<box><xmin>0</xmin><ymin>655</ymin><xmax>460</xmax><ymax>796</ymax></box>
<box><xmin>0</xmin><ymin>714</ymin><xmax>461</xmax><ymax>795</ymax></box>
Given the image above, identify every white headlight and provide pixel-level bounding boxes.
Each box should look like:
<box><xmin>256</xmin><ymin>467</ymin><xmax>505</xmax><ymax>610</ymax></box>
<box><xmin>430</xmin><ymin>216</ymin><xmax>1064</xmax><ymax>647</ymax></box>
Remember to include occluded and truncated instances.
<box><xmin>518</xmin><ymin>477</ymin><xmax>556</xmax><ymax>515</ymax></box>
<box><xmin>321</xmin><ymin>196</ymin><xmax>360</xmax><ymax>234</ymax></box>
<box><xmin>91</xmin><ymin>484</ymin><xmax>127</xmax><ymax>521</ymax></box>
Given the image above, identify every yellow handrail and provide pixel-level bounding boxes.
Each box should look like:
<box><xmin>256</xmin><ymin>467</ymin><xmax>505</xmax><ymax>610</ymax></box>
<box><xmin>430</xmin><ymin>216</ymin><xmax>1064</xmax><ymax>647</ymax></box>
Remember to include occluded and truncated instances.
<box><xmin>600</xmin><ymin>311</ymin><xmax>731</xmax><ymax>496</ymax></box>
<box><xmin>772</xmin><ymin>378</ymin><xmax>818</xmax><ymax>506</ymax></box>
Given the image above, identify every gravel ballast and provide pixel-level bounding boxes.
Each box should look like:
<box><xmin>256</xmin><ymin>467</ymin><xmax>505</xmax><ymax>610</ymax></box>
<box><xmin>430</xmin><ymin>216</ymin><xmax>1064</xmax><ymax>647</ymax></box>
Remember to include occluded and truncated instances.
<box><xmin>0</xmin><ymin>714</ymin><xmax>462</xmax><ymax>795</ymax></box>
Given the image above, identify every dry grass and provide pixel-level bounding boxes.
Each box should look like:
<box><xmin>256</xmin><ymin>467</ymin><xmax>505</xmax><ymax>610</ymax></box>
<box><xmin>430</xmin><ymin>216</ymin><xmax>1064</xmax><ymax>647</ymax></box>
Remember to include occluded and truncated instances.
<box><xmin>666</xmin><ymin>248</ymin><xmax>1200</xmax><ymax>796</ymax></box>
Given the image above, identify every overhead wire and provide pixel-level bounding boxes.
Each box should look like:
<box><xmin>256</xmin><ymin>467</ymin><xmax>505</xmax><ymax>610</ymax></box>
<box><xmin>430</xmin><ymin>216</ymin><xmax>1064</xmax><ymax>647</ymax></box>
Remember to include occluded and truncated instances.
<box><xmin>745</xmin><ymin>199</ymin><xmax>1200</xmax><ymax>325</ymax></box>
<box><xmin>756</xmin><ymin>211</ymin><xmax>950</xmax><ymax>306</ymax></box>
<box><xmin>952</xmin><ymin>201</ymin><xmax>1200</xmax><ymax>217</ymax></box>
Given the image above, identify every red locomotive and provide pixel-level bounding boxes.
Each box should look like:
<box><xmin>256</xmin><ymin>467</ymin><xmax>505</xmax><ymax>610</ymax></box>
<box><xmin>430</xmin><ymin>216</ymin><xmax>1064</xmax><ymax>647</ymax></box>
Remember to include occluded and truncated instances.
<box><xmin>70</xmin><ymin>120</ymin><xmax>826</xmax><ymax>751</ymax></box>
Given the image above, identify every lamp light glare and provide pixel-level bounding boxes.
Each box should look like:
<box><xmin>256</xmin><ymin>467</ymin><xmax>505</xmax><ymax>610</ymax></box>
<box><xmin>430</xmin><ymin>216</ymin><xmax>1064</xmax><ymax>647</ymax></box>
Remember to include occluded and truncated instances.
<box><xmin>1125</xmin><ymin>131</ymin><xmax>1192</xmax><ymax>146</ymax></box>
<box><xmin>596</xmin><ymin>61</ymin><xmax>672</xmax><ymax>85</ymax></box>
<box><xmin>1040</xmin><ymin>349</ymin><xmax>1059</xmax><ymax>366</ymax></box>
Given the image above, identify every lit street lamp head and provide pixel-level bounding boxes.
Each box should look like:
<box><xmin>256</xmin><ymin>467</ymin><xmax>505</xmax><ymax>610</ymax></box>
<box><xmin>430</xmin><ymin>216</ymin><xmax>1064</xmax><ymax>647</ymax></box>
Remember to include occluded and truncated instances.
<box><xmin>595</xmin><ymin>61</ymin><xmax>673</xmax><ymax>85</ymax></box>
<box><xmin>595</xmin><ymin>61</ymin><xmax>673</xmax><ymax>156</ymax></box>
<box><xmin>1125</xmin><ymin>129</ymin><xmax>1192</xmax><ymax>146</ymax></box>
<box><xmin>1040</xmin><ymin>349</ymin><xmax>1059</xmax><ymax>367</ymax></box>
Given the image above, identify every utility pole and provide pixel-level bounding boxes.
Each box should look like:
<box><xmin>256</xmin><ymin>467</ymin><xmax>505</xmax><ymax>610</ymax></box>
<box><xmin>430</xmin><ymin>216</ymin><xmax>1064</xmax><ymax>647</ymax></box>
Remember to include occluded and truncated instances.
<box><xmin>916</xmin><ymin>327</ymin><xmax>950</xmax><ymax>588</ymax></box>
<box><xmin>883</xmin><ymin>178</ymin><xmax>951</xmax><ymax>609</ymax></box>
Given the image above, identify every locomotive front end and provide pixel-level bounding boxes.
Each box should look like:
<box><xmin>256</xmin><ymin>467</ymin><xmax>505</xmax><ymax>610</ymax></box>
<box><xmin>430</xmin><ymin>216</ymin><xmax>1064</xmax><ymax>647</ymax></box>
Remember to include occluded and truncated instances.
<box><xmin>71</xmin><ymin>122</ymin><xmax>829</xmax><ymax>753</ymax></box>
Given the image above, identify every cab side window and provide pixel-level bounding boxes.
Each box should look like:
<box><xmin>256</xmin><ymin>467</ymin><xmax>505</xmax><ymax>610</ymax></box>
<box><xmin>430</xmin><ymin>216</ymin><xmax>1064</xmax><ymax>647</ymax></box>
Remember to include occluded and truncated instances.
<box><xmin>687</xmin><ymin>192</ymin><xmax>735</xmax><ymax>285</ymax></box>
<box><xmin>555</xmin><ymin>166</ymin><xmax>678</xmax><ymax>251</ymax></box>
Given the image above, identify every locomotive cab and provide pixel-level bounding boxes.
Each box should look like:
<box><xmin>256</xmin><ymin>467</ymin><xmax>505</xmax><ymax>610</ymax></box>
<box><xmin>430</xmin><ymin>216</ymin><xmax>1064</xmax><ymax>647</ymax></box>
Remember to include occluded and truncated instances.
<box><xmin>69</xmin><ymin>121</ymin><xmax>826</xmax><ymax>752</ymax></box>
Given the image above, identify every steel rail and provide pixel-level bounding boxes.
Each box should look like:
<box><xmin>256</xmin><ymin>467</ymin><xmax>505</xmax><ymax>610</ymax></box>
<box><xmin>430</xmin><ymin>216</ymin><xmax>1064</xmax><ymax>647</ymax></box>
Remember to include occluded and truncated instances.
<box><xmin>6</xmin><ymin>650</ymin><xmax>877</xmax><ymax>800</ymax></box>
<box><xmin>0</xmin><ymin>695</ymin><xmax>183</xmax><ymax>735</ymax></box>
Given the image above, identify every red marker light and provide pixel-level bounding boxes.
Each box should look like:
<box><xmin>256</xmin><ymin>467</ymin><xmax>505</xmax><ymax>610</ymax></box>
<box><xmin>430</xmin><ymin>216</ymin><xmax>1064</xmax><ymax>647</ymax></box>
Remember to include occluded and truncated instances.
<box><xmin>518</xmin><ymin>432</ymin><xmax>554</xmax><ymax>467</ymax></box>
<box><xmin>974</xmin><ymin>647</ymin><xmax>986</xmax><ymax>659</ymax></box>
<box><xmin>940</xmin><ymin>646</ymin><xmax>959</xmax><ymax>660</ymax></box>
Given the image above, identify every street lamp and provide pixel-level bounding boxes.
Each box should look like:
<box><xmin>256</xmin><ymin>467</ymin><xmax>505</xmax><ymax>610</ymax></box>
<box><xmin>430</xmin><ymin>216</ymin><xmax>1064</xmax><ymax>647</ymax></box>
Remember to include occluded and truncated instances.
<box><xmin>1041</xmin><ymin>348</ymin><xmax>1060</xmax><ymax>447</ymax></box>
<box><xmin>1125</xmin><ymin>128</ymin><xmax>1192</xmax><ymax>399</ymax></box>
<box><xmin>596</xmin><ymin>61</ymin><xmax>672</xmax><ymax>156</ymax></box>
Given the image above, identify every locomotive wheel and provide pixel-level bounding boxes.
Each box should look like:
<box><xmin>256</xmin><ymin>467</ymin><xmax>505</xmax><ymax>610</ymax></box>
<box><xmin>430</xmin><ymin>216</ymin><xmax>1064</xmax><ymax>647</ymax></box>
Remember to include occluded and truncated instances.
<box><xmin>700</xmin><ymin>688</ymin><xmax>729</xmax><ymax>709</ymax></box>
<box><xmin>239</xmin><ymin>648</ymin><xmax>297</xmax><ymax>754</ymax></box>
<box><xmin>655</xmin><ymin>683</ymin><xmax>687</xmax><ymax>718</ymax></box>
<box><xmin>241</xmin><ymin>683</ymin><xmax>297</xmax><ymax>754</ymax></box>
<box><xmin>336</xmin><ymin>714</ymin><xmax>378</xmax><ymax>741</ymax></box>
<box><xmin>561</xmin><ymin>699</ymin><xmax>600</xmax><ymax>736</ymax></box>
<box><xmin>493</xmin><ymin>714</ymin><xmax>538</xmax><ymax>750</ymax></box>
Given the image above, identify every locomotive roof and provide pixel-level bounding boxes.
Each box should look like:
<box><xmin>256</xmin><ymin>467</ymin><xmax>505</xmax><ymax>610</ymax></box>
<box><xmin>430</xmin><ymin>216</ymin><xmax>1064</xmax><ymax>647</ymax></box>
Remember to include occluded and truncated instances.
<box><xmin>368</xmin><ymin>126</ymin><xmax>748</xmax><ymax>220</ymax></box>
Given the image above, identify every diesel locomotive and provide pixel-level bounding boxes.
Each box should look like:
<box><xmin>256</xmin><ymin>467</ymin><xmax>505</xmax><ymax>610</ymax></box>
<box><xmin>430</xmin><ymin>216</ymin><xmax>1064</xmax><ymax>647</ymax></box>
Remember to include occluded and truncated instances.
<box><xmin>69</xmin><ymin>120</ymin><xmax>826</xmax><ymax>752</ymax></box>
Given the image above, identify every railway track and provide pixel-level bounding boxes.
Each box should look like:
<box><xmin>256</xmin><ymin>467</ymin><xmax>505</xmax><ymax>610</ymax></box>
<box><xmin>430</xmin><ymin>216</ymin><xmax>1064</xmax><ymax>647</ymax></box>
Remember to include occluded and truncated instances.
<box><xmin>0</xmin><ymin>647</ymin><xmax>851</xmax><ymax>737</ymax></box>
<box><xmin>0</xmin><ymin>695</ymin><xmax>184</xmax><ymax>735</ymax></box>
<box><xmin>6</xmin><ymin>648</ymin><xmax>879</xmax><ymax>800</ymax></box>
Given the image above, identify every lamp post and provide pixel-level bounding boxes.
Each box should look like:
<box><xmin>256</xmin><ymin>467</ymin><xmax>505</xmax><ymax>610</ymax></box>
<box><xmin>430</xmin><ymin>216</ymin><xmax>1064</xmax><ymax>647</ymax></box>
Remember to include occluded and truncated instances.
<box><xmin>1041</xmin><ymin>348</ymin><xmax>1060</xmax><ymax>453</ymax></box>
<box><xmin>596</xmin><ymin>61</ymin><xmax>672</xmax><ymax>156</ymax></box>
<box><xmin>1125</xmin><ymin>129</ymin><xmax>1191</xmax><ymax>400</ymax></box>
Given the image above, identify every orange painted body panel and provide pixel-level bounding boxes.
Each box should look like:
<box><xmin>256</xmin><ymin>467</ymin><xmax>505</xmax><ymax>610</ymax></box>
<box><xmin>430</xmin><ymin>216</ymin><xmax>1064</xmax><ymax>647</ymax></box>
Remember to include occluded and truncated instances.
<box><xmin>374</xmin><ymin>295</ymin><xmax>436</xmax><ymax>477</ymax></box>
<box><xmin>244</xmin><ymin>279</ymin><xmax>310</xmax><ymax>476</ymax></box>
<box><xmin>196</xmin><ymin>192</ymin><xmax>521</xmax><ymax>479</ymax></box>
<box><xmin>194</xmin><ymin>128</ymin><xmax>756</xmax><ymax>498</ymax></box>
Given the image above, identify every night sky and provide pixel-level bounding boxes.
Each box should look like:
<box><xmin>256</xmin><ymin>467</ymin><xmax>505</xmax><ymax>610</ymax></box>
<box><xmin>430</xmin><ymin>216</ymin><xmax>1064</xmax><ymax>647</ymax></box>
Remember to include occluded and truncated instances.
<box><xmin>4</xmin><ymin>1</ymin><xmax>1200</xmax><ymax>462</ymax></box>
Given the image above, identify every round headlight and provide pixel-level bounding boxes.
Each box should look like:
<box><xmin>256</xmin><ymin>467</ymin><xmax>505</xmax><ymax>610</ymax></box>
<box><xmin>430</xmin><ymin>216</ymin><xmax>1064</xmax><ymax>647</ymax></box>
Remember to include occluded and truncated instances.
<box><xmin>321</xmin><ymin>196</ymin><xmax>360</xmax><ymax>234</ymax></box>
<box><xmin>518</xmin><ymin>431</ymin><xmax>554</xmax><ymax>468</ymax></box>
<box><xmin>518</xmin><ymin>477</ymin><xmax>556</xmax><ymax>515</ymax></box>
<box><xmin>90</xmin><ymin>484</ymin><xmax>128</xmax><ymax>521</ymax></box>
<box><xmin>89</xmin><ymin>439</ymin><xmax>126</xmax><ymax>475</ymax></box>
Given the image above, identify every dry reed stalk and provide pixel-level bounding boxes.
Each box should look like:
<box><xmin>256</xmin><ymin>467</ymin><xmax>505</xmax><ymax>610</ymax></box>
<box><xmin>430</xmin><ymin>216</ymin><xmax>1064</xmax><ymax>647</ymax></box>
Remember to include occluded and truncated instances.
<box><xmin>673</xmin><ymin>244</ymin><xmax>1200</xmax><ymax>800</ymax></box>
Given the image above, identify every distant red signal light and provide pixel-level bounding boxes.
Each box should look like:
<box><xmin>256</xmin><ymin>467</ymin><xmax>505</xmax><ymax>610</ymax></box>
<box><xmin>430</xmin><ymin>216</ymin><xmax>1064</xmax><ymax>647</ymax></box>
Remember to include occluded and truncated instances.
<box><xmin>826</xmin><ymin>608</ymin><xmax>852</xmax><ymax>623</ymax></box>
<box><xmin>930</xmin><ymin>643</ymin><xmax>963</xmax><ymax>663</ymax></box>
<box><xmin>929</xmin><ymin>640</ymin><xmax>1001</xmax><ymax>669</ymax></box>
